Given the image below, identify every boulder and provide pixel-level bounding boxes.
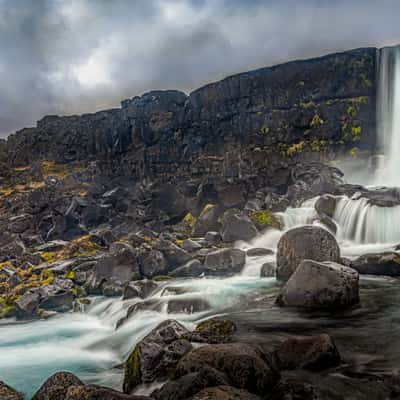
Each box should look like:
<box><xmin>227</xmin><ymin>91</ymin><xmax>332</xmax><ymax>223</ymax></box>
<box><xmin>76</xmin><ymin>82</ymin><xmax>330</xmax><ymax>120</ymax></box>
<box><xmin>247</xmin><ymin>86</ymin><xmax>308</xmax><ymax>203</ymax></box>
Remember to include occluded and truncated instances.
<box><xmin>65</xmin><ymin>385</ymin><xmax>150</xmax><ymax>400</ymax></box>
<box><xmin>272</xmin><ymin>334</ymin><xmax>341</xmax><ymax>371</ymax></box>
<box><xmin>350</xmin><ymin>252</ymin><xmax>400</xmax><ymax>276</ymax></box>
<box><xmin>221</xmin><ymin>210</ymin><xmax>258</xmax><ymax>242</ymax></box>
<box><xmin>152</xmin><ymin>367</ymin><xmax>230</xmax><ymax>400</ymax></box>
<box><xmin>15</xmin><ymin>289</ymin><xmax>41</xmax><ymax>319</ymax></box>
<box><xmin>276</xmin><ymin>226</ymin><xmax>340</xmax><ymax>281</ymax></box>
<box><xmin>204</xmin><ymin>248</ymin><xmax>246</xmax><ymax>276</ymax></box>
<box><xmin>174</xmin><ymin>343</ymin><xmax>279</xmax><ymax>396</ymax></box>
<box><xmin>32</xmin><ymin>371</ymin><xmax>83</xmax><ymax>400</ymax></box>
<box><xmin>123</xmin><ymin>320</ymin><xmax>192</xmax><ymax>393</ymax></box>
<box><xmin>87</xmin><ymin>248</ymin><xmax>141</xmax><ymax>294</ymax></box>
<box><xmin>102</xmin><ymin>280</ymin><xmax>123</xmax><ymax>297</ymax></box>
<box><xmin>277</xmin><ymin>260</ymin><xmax>359</xmax><ymax>309</ymax></box>
<box><xmin>269</xmin><ymin>378</ymin><xmax>320</xmax><ymax>400</ymax></box>
<box><xmin>122</xmin><ymin>280</ymin><xmax>158</xmax><ymax>300</ymax></box>
<box><xmin>8</xmin><ymin>214</ymin><xmax>32</xmax><ymax>234</ymax></box>
<box><xmin>139</xmin><ymin>250</ymin><xmax>167</xmax><ymax>278</ymax></box>
<box><xmin>169</xmin><ymin>259</ymin><xmax>204</xmax><ymax>278</ymax></box>
<box><xmin>39</xmin><ymin>280</ymin><xmax>75</xmax><ymax>311</ymax></box>
<box><xmin>189</xmin><ymin>386</ymin><xmax>261</xmax><ymax>400</ymax></box>
<box><xmin>0</xmin><ymin>381</ymin><xmax>23</xmax><ymax>400</ymax></box>
<box><xmin>189</xmin><ymin>318</ymin><xmax>237</xmax><ymax>344</ymax></box>
<box><xmin>192</xmin><ymin>204</ymin><xmax>221</xmax><ymax>237</ymax></box>
<box><xmin>204</xmin><ymin>231</ymin><xmax>222</xmax><ymax>244</ymax></box>
<box><xmin>181</xmin><ymin>239</ymin><xmax>202</xmax><ymax>253</ymax></box>
<box><xmin>260</xmin><ymin>262</ymin><xmax>275</xmax><ymax>277</ymax></box>
<box><xmin>154</xmin><ymin>240</ymin><xmax>191</xmax><ymax>270</ymax></box>
<box><xmin>315</xmin><ymin>195</ymin><xmax>337</xmax><ymax>218</ymax></box>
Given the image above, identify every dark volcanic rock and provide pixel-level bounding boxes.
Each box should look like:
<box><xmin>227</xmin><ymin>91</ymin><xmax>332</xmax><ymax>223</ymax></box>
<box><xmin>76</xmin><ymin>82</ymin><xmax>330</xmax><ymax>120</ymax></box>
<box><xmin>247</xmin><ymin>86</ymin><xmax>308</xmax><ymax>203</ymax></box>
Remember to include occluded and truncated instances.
<box><xmin>350</xmin><ymin>252</ymin><xmax>400</xmax><ymax>276</ymax></box>
<box><xmin>169</xmin><ymin>259</ymin><xmax>204</xmax><ymax>278</ymax></box>
<box><xmin>174</xmin><ymin>343</ymin><xmax>280</xmax><ymax>396</ymax></box>
<box><xmin>189</xmin><ymin>386</ymin><xmax>261</xmax><ymax>400</ymax></box>
<box><xmin>272</xmin><ymin>334</ymin><xmax>341</xmax><ymax>371</ymax></box>
<box><xmin>204</xmin><ymin>248</ymin><xmax>246</xmax><ymax>276</ymax></box>
<box><xmin>0</xmin><ymin>381</ymin><xmax>23</xmax><ymax>400</ymax></box>
<box><xmin>32</xmin><ymin>371</ymin><xmax>83</xmax><ymax>400</ymax></box>
<box><xmin>123</xmin><ymin>319</ymin><xmax>192</xmax><ymax>394</ymax></box>
<box><xmin>66</xmin><ymin>385</ymin><xmax>150</xmax><ymax>400</ymax></box>
<box><xmin>189</xmin><ymin>318</ymin><xmax>237</xmax><ymax>344</ymax></box>
<box><xmin>122</xmin><ymin>280</ymin><xmax>158</xmax><ymax>300</ymax></box>
<box><xmin>221</xmin><ymin>210</ymin><xmax>258</xmax><ymax>242</ymax></box>
<box><xmin>277</xmin><ymin>260</ymin><xmax>359</xmax><ymax>309</ymax></box>
<box><xmin>276</xmin><ymin>226</ymin><xmax>340</xmax><ymax>281</ymax></box>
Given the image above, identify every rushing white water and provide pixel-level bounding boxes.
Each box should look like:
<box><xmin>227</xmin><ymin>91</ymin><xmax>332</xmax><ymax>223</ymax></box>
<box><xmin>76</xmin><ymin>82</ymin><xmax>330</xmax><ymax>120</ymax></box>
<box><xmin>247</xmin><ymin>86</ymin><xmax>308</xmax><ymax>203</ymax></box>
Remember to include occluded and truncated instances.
<box><xmin>375</xmin><ymin>46</ymin><xmax>400</xmax><ymax>186</ymax></box>
<box><xmin>333</xmin><ymin>195</ymin><xmax>400</xmax><ymax>244</ymax></box>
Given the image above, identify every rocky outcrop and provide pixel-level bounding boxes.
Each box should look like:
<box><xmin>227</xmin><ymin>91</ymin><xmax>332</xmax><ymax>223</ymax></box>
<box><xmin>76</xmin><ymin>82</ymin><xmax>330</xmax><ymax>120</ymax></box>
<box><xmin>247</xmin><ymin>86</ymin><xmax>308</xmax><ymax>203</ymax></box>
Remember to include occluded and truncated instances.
<box><xmin>350</xmin><ymin>252</ymin><xmax>400</xmax><ymax>276</ymax></box>
<box><xmin>276</xmin><ymin>226</ymin><xmax>340</xmax><ymax>281</ymax></box>
<box><xmin>277</xmin><ymin>260</ymin><xmax>359</xmax><ymax>309</ymax></box>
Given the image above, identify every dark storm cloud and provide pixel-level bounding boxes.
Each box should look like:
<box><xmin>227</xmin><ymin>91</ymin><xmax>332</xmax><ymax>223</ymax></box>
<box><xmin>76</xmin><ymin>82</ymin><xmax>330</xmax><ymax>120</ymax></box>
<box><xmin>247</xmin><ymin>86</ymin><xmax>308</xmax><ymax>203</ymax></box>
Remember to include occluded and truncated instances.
<box><xmin>1</xmin><ymin>0</ymin><xmax>400</xmax><ymax>136</ymax></box>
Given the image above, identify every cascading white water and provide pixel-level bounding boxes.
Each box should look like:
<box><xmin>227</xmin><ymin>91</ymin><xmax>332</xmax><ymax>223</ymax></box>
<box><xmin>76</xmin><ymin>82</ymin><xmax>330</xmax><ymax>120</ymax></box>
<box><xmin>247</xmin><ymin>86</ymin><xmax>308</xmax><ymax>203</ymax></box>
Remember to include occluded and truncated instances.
<box><xmin>333</xmin><ymin>195</ymin><xmax>400</xmax><ymax>244</ymax></box>
<box><xmin>375</xmin><ymin>46</ymin><xmax>400</xmax><ymax>186</ymax></box>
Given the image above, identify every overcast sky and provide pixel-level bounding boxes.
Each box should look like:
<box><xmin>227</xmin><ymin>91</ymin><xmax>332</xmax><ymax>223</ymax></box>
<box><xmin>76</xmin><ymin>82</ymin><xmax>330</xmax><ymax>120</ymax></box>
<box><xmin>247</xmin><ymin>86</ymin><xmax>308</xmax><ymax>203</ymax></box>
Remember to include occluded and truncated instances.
<box><xmin>1</xmin><ymin>0</ymin><xmax>400</xmax><ymax>137</ymax></box>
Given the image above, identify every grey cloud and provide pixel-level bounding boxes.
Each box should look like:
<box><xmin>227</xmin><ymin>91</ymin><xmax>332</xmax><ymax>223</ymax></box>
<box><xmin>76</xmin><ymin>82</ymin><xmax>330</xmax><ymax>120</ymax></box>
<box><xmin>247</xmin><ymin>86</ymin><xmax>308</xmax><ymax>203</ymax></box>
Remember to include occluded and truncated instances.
<box><xmin>0</xmin><ymin>0</ymin><xmax>400</xmax><ymax>136</ymax></box>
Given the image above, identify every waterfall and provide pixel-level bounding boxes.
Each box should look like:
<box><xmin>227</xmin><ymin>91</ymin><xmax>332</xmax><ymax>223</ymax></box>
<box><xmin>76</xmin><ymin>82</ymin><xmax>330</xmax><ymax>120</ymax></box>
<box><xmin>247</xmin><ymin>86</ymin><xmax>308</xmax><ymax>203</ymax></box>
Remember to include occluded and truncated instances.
<box><xmin>333</xmin><ymin>195</ymin><xmax>400</xmax><ymax>244</ymax></box>
<box><xmin>375</xmin><ymin>46</ymin><xmax>400</xmax><ymax>186</ymax></box>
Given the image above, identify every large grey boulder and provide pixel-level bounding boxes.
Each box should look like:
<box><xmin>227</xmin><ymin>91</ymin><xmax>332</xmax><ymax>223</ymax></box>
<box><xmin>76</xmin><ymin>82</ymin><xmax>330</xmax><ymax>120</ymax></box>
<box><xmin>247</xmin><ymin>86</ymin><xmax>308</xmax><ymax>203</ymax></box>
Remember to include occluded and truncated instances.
<box><xmin>277</xmin><ymin>260</ymin><xmax>359</xmax><ymax>309</ymax></box>
<box><xmin>139</xmin><ymin>250</ymin><xmax>167</xmax><ymax>278</ymax></box>
<box><xmin>220</xmin><ymin>210</ymin><xmax>258</xmax><ymax>242</ymax></box>
<box><xmin>123</xmin><ymin>320</ymin><xmax>192</xmax><ymax>393</ymax></box>
<box><xmin>204</xmin><ymin>248</ymin><xmax>246</xmax><ymax>276</ymax></box>
<box><xmin>192</xmin><ymin>204</ymin><xmax>221</xmax><ymax>237</ymax></box>
<box><xmin>154</xmin><ymin>240</ymin><xmax>191</xmax><ymax>270</ymax></box>
<box><xmin>276</xmin><ymin>226</ymin><xmax>340</xmax><ymax>281</ymax></box>
<box><xmin>169</xmin><ymin>259</ymin><xmax>204</xmax><ymax>278</ymax></box>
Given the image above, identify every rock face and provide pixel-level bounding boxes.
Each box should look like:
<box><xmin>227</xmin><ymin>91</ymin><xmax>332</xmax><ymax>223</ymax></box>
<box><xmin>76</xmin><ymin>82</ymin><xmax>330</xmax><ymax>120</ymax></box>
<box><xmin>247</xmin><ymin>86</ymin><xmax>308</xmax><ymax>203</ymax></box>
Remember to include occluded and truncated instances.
<box><xmin>276</xmin><ymin>226</ymin><xmax>340</xmax><ymax>281</ymax></box>
<box><xmin>5</xmin><ymin>48</ymin><xmax>376</xmax><ymax>188</ymax></box>
<box><xmin>277</xmin><ymin>260</ymin><xmax>359</xmax><ymax>309</ymax></box>
<box><xmin>123</xmin><ymin>319</ymin><xmax>192</xmax><ymax>394</ymax></box>
<box><xmin>0</xmin><ymin>381</ymin><xmax>23</xmax><ymax>400</ymax></box>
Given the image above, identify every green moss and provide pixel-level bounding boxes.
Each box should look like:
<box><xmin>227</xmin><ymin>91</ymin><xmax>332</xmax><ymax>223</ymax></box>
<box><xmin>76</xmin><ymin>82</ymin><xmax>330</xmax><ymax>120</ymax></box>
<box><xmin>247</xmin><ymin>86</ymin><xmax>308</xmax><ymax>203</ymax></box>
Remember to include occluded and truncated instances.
<box><xmin>195</xmin><ymin>319</ymin><xmax>234</xmax><ymax>336</ymax></box>
<box><xmin>200</xmin><ymin>204</ymin><xmax>215</xmax><ymax>218</ymax></box>
<box><xmin>123</xmin><ymin>345</ymin><xmax>141</xmax><ymax>393</ymax></box>
<box><xmin>359</xmin><ymin>73</ymin><xmax>373</xmax><ymax>89</ymax></box>
<box><xmin>350</xmin><ymin>147</ymin><xmax>359</xmax><ymax>158</ymax></box>
<box><xmin>310</xmin><ymin>114</ymin><xmax>324</xmax><ymax>128</ymax></box>
<box><xmin>260</xmin><ymin>126</ymin><xmax>270</xmax><ymax>135</ymax></box>
<box><xmin>299</xmin><ymin>100</ymin><xmax>315</xmax><ymax>109</ymax></box>
<box><xmin>65</xmin><ymin>271</ymin><xmax>75</xmax><ymax>280</ymax></box>
<box><xmin>0</xmin><ymin>305</ymin><xmax>16</xmax><ymax>318</ymax></box>
<box><xmin>249</xmin><ymin>210</ymin><xmax>281</xmax><ymax>229</ymax></box>
<box><xmin>183</xmin><ymin>212</ymin><xmax>196</xmax><ymax>229</ymax></box>
<box><xmin>40</xmin><ymin>252</ymin><xmax>58</xmax><ymax>263</ymax></box>
<box><xmin>286</xmin><ymin>141</ymin><xmax>306</xmax><ymax>156</ymax></box>
<box><xmin>346</xmin><ymin>105</ymin><xmax>357</xmax><ymax>118</ymax></box>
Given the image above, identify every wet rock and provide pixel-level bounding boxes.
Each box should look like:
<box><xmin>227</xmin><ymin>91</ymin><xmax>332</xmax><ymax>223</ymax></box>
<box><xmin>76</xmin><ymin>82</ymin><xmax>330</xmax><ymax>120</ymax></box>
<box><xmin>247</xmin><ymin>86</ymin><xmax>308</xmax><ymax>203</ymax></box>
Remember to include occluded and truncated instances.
<box><xmin>122</xmin><ymin>280</ymin><xmax>158</xmax><ymax>300</ymax></box>
<box><xmin>152</xmin><ymin>367</ymin><xmax>230</xmax><ymax>400</ymax></box>
<box><xmin>15</xmin><ymin>289</ymin><xmax>41</xmax><ymax>318</ymax></box>
<box><xmin>269</xmin><ymin>378</ymin><xmax>320</xmax><ymax>400</ymax></box>
<box><xmin>139</xmin><ymin>250</ymin><xmax>167</xmax><ymax>278</ymax></box>
<box><xmin>350</xmin><ymin>252</ymin><xmax>400</xmax><ymax>276</ymax></box>
<box><xmin>265</xmin><ymin>192</ymin><xmax>290</xmax><ymax>212</ymax></box>
<box><xmin>190</xmin><ymin>318</ymin><xmax>237</xmax><ymax>344</ymax></box>
<box><xmin>66</xmin><ymin>384</ymin><xmax>150</xmax><ymax>400</ymax></box>
<box><xmin>0</xmin><ymin>381</ymin><xmax>23</xmax><ymax>400</ymax></box>
<box><xmin>277</xmin><ymin>260</ymin><xmax>359</xmax><ymax>309</ymax></box>
<box><xmin>8</xmin><ymin>214</ymin><xmax>32</xmax><ymax>234</ymax></box>
<box><xmin>192</xmin><ymin>204</ymin><xmax>221</xmax><ymax>237</ymax></box>
<box><xmin>174</xmin><ymin>343</ymin><xmax>279</xmax><ymax>396</ymax></box>
<box><xmin>315</xmin><ymin>195</ymin><xmax>337</xmax><ymax>218</ymax></box>
<box><xmin>190</xmin><ymin>386</ymin><xmax>261</xmax><ymax>400</ymax></box>
<box><xmin>221</xmin><ymin>210</ymin><xmax>258</xmax><ymax>242</ymax></box>
<box><xmin>273</xmin><ymin>334</ymin><xmax>341</xmax><ymax>371</ymax></box>
<box><xmin>260</xmin><ymin>262</ymin><xmax>275</xmax><ymax>277</ymax></box>
<box><xmin>35</xmin><ymin>240</ymin><xmax>69</xmax><ymax>252</ymax></box>
<box><xmin>32</xmin><ymin>371</ymin><xmax>83</xmax><ymax>400</ymax></box>
<box><xmin>39</xmin><ymin>280</ymin><xmax>75</xmax><ymax>311</ymax></box>
<box><xmin>166</xmin><ymin>297</ymin><xmax>210</xmax><ymax>314</ymax></box>
<box><xmin>246</xmin><ymin>248</ymin><xmax>273</xmax><ymax>257</ymax></box>
<box><xmin>169</xmin><ymin>259</ymin><xmax>204</xmax><ymax>278</ymax></box>
<box><xmin>276</xmin><ymin>226</ymin><xmax>340</xmax><ymax>281</ymax></box>
<box><xmin>204</xmin><ymin>248</ymin><xmax>246</xmax><ymax>276</ymax></box>
<box><xmin>123</xmin><ymin>319</ymin><xmax>192</xmax><ymax>393</ymax></box>
<box><xmin>102</xmin><ymin>280</ymin><xmax>123</xmax><ymax>297</ymax></box>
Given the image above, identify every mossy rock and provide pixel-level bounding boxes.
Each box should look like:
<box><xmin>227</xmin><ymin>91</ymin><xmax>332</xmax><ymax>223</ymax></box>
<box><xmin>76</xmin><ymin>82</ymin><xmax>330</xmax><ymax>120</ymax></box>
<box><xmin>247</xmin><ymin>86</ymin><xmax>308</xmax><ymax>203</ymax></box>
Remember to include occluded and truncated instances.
<box><xmin>152</xmin><ymin>275</ymin><xmax>173</xmax><ymax>282</ymax></box>
<box><xmin>249</xmin><ymin>210</ymin><xmax>281</xmax><ymax>230</ymax></box>
<box><xmin>123</xmin><ymin>345</ymin><xmax>141</xmax><ymax>394</ymax></box>
<box><xmin>192</xmin><ymin>318</ymin><xmax>237</xmax><ymax>344</ymax></box>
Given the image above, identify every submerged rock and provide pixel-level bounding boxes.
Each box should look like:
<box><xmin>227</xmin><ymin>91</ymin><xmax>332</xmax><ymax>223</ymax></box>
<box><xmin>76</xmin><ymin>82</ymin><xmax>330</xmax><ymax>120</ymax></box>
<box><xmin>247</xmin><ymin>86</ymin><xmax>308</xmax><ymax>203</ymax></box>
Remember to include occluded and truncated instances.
<box><xmin>123</xmin><ymin>319</ymin><xmax>192</xmax><ymax>393</ymax></box>
<box><xmin>276</xmin><ymin>226</ymin><xmax>340</xmax><ymax>281</ymax></box>
<box><xmin>32</xmin><ymin>371</ymin><xmax>83</xmax><ymax>400</ymax></box>
<box><xmin>272</xmin><ymin>334</ymin><xmax>341</xmax><ymax>371</ymax></box>
<box><xmin>277</xmin><ymin>260</ymin><xmax>359</xmax><ymax>309</ymax></box>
